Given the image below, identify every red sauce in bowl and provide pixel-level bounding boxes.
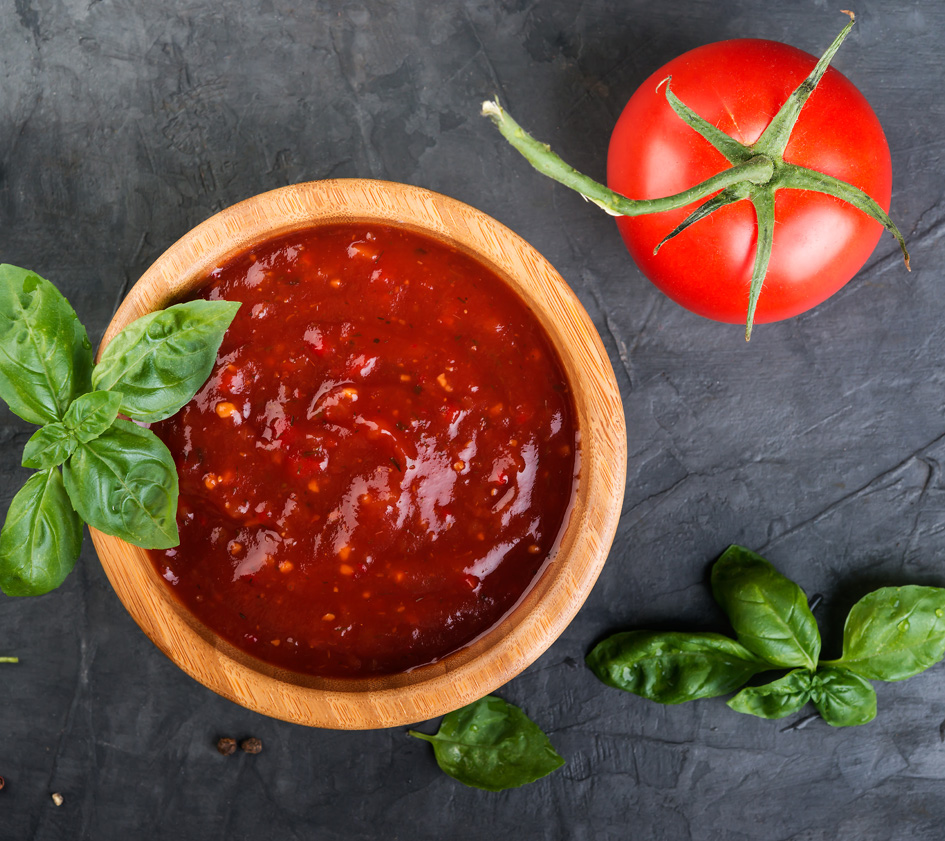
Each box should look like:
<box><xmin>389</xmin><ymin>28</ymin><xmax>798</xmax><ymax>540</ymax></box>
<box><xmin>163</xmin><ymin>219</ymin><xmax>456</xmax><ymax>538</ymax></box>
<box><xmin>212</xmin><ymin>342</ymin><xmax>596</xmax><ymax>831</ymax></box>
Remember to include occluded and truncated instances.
<box><xmin>148</xmin><ymin>222</ymin><xmax>577</xmax><ymax>678</ymax></box>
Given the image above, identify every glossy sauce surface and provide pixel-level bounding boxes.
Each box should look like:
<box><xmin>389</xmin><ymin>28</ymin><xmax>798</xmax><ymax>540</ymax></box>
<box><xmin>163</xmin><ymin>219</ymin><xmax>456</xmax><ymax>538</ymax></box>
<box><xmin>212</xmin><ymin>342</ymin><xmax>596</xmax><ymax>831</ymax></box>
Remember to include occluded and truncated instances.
<box><xmin>148</xmin><ymin>223</ymin><xmax>577</xmax><ymax>677</ymax></box>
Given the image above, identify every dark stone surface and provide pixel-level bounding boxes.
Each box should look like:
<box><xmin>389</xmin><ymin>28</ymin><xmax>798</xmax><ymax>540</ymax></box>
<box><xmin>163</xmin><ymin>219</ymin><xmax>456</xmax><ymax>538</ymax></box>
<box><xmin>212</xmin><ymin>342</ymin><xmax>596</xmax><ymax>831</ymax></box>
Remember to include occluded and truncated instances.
<box><xmin>1</xmin><ymin>1</ymin><xmax>943</xmax><ymax>838</ymax></box>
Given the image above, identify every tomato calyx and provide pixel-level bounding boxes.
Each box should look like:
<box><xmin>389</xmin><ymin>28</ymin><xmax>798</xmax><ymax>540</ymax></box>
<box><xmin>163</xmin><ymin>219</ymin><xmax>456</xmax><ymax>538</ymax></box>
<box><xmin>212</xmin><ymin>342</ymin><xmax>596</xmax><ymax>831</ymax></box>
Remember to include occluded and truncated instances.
<box><xmin>482</xmin><ymin>11</ymin><xmax>910</xmax><ymax>340</ymax></box>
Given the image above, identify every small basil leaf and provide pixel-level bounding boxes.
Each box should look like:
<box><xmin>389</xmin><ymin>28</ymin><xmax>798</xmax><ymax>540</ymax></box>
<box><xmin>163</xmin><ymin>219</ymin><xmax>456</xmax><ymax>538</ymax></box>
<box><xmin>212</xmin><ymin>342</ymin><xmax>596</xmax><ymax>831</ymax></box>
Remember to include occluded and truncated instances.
<box><xmin>0</xmin><ymin>468</ymin><xmax>83</xmax><ymax>596</ymax></box>
<box><xmin>711</xmin><ymin>545</ymin><xmax>821</xmax><ymax>670</ymax></box>
<box><xmin>0</xmin><ymin>265</ymin><xmax>93</xmax><ymax>424</ymax></box>
<box><xmin>62</xmin><ymin>390</ymin><xmax>123</xmax><ymax>443</ymax></box>
<box><xmin>92</xmin><ymin>300</ymin><xmax>240</xmax><ymax>422</ymax></box>
<box><xmin>586</xmin><ymin>631</ymin><xmax>765</xmax><ymax>704</ymax></box>
<box><xmin>408</xmin><ymin>696</ymin><xmax>564</xmax><ymax>791</ymax></box>
<box><xmin>63</xmin><ymin>418</ymin><xmax>179</xmax><ymax>549</ymax></box>
<box><xmin>22</xmin><ymin>423</ymin><xmax>77</xmax><ymax>469</ymax></box>
<box><xmin>727</xmin><ymin>668</ymin><xmax>812</xmax><ymax>719</ymax></box>
<box><xmin>810</xmin><ymin>668</ymin><xmax>876</xmax><ymax>727</ymax></box>
<box><xmin>828</xmin><ymin>586</ymin><xmax>945</xmax><ymax>681</ymax></box>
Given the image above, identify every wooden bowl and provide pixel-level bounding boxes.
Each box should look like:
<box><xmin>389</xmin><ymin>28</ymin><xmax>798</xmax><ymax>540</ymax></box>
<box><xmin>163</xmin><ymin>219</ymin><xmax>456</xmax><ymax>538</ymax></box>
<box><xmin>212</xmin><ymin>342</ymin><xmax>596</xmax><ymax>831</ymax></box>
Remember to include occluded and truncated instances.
<box><xmin>90</xmin><ymin>180</ymin><xmax>626</xmax><ymax>729</ymax></box>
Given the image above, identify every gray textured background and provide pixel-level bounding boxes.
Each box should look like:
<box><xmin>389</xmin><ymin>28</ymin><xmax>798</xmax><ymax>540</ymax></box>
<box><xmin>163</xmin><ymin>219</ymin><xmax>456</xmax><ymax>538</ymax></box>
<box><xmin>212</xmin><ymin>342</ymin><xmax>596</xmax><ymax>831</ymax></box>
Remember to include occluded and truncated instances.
<box><xmin>2</xmin><ymin>1</ymin><xmax>944</xmax><ymax>839</ymax></box>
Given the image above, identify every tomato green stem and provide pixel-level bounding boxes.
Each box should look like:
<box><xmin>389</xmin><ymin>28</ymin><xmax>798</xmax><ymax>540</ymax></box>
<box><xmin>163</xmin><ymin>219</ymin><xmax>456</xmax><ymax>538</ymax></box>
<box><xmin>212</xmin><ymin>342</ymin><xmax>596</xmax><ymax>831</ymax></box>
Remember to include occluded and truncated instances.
<box><xmin>481</xmin><ymin>100</ymin><xmax>775</xmax><ymax>216</ymax></box>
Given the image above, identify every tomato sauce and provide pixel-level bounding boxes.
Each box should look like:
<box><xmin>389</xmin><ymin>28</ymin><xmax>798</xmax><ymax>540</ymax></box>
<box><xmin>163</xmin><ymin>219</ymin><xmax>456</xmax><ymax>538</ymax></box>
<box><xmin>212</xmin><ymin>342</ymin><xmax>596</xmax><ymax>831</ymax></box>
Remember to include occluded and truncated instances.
<box><xmin>148</xmin><ymin>223</ymin><xmax>577</xmax><ymax>678</ymax></box>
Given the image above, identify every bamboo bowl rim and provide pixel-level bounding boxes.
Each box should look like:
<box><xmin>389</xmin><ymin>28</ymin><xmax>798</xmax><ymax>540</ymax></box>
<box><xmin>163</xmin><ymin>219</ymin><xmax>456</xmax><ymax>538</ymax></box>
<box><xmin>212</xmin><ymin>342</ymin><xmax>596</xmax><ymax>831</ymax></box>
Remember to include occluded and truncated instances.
<box><xmin>90</xmin><ymin>179</ymin><xmax>626</xmax><ymax>729</ymax></box>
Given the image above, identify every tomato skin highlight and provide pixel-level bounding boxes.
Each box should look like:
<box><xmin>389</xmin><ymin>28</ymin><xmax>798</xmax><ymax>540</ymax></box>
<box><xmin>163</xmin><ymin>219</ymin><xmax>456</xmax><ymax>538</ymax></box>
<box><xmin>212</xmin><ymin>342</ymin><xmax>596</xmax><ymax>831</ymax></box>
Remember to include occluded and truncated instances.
<box><xmin>607</xmin><ymin>38</ymin><xmax>893</xmax><ymax>325</ymax></box>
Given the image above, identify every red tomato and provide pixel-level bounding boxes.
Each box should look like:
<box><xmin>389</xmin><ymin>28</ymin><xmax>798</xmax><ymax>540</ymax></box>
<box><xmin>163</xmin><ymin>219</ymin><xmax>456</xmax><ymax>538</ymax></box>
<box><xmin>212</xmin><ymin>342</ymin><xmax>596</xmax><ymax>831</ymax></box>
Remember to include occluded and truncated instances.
<box><xmin>607</xmin><ymin>38</ymin><xmax>892</xmax><ymax>326</ymax></box>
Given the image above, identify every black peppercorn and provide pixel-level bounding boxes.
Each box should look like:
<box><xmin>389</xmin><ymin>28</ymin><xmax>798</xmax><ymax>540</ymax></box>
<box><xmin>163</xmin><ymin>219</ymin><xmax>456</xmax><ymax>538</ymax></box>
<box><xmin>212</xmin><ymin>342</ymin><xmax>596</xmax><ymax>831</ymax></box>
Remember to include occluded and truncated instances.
<box><xmin>216</xmin><ymin>737</ymin><xmax>237</xmax><ymax>756</ymax></box>
<box><xmin>240</xmin><ymin>737</ymin><xmax>263</xmax><ymax>754</ymax></box>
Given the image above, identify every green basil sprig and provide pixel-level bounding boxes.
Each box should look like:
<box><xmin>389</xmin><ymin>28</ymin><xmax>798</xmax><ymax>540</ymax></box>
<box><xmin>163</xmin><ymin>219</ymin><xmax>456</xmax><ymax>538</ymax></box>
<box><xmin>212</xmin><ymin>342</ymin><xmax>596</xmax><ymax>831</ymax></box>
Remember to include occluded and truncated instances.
<box><xmin>409</xmin><ymin>696</ymin><xmax>565</xmax><ymax>791</ymax></box>
<box><xmin>0</xmin><ymin>265</ymin><xmax>239</xmax><ymax>597</ymax></box>
<box><xmin>587</xmin><ymin>545</ymin><xmax>945</xmax><ymax>727</ymax></box>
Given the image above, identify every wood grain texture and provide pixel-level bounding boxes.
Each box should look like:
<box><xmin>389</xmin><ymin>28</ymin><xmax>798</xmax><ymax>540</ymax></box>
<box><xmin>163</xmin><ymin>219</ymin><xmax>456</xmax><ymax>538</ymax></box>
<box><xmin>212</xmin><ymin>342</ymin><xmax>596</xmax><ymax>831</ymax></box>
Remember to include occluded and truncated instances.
<box><xmin>90</xmin><ymin>179</ymin><xmax>626</xmax><ymax>729</ymax></box>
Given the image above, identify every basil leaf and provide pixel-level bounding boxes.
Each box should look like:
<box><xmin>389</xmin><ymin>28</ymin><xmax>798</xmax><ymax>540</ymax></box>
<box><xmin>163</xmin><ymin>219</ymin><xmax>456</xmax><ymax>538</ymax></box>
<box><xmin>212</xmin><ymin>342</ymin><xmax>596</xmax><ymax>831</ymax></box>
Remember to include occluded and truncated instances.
<box><xmin>827</xmin><ymin>586</ymin><xmax>945</xmax><ymax>681</ymax></box>
<box><xmin>408</xmin><ymin>696</ymin><xmax>564</xmax><ymax>791</ymax></box>
<box><xmin>92</xmin><ymin>300</ymin><xmax>240</xmax><ymax>422</ymax></box>
<box><xmin>0</xmin><ymin>264</ymin><xmax>93</xmax><ymax>424</ymax></box>
<box><xmin>62</xmin><ymin>390</ymin><xmax>123</xmax><ymax>443</ymax></box>
<box><xmin>810</xmin><ymin>668</ymin><xmax>876</xmax><ymax>727</ymax></box>
<box><xmin>0</xmin><ymin>468</ymin><xmax>83</xmax><ymax>596</ymax></box>
<box><xmin>63</xmin><ymin>418</ymin><xmax>179</xmax><ymax>549</ymax></box>
<box><xmin>22</xmin><ymin>423</ymin><xmax>77</xmax><ymax>469</ymax></box>
<box><xmin>586</xmin><ymin>631</ymin><xmax>765</xmax><ymax>704</ymax></box>
<box><xmin>711</xmin><ymin>545</ymin><xmax>821</xmax><ymax>670</ymax></box>
<box><xmin>727</xmin><ymin>668</ymin><xmax>812</xmax><ymax>719</ymax></box>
